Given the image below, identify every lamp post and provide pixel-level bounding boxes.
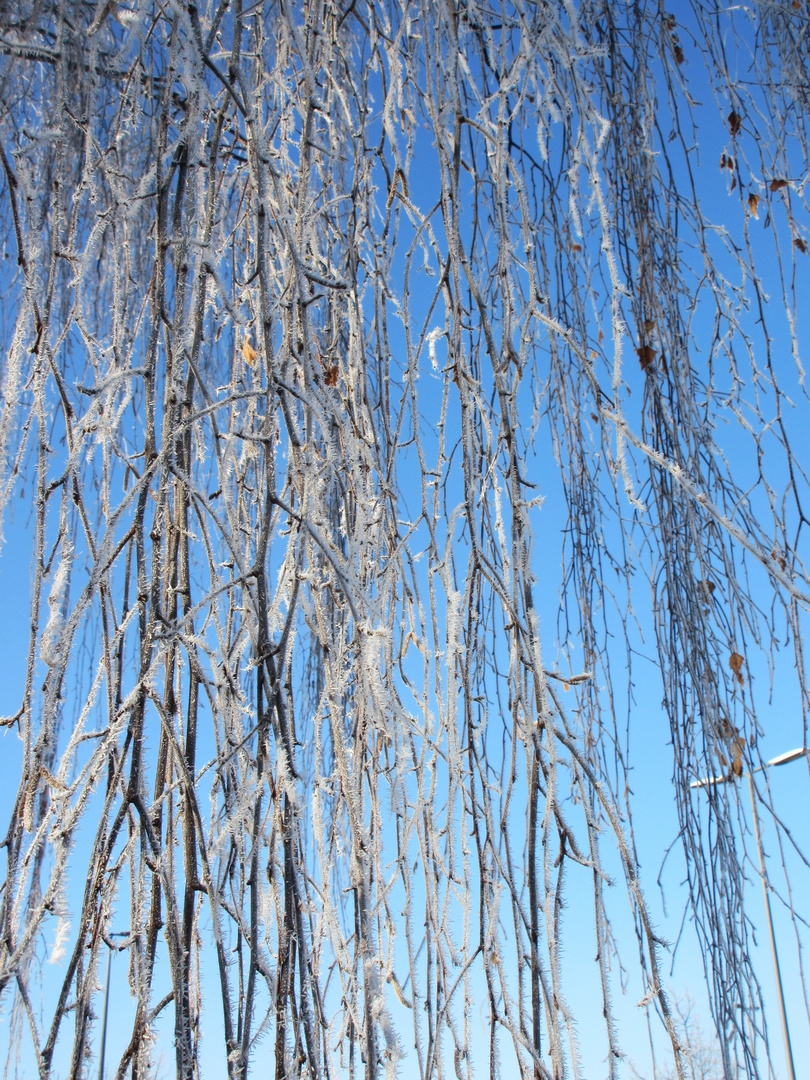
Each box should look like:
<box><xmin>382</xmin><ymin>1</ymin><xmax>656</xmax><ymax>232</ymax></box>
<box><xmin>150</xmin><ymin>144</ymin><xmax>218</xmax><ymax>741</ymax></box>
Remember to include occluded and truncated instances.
<box><xmin>691</xmin><ymin>747</ymin><xmax>805</xmax><ymax>1080</ymax></box>
<box><xmin>98</xmin><ymin>932</ymin><xmax>128</xmax><ymax>1080</ymax></box>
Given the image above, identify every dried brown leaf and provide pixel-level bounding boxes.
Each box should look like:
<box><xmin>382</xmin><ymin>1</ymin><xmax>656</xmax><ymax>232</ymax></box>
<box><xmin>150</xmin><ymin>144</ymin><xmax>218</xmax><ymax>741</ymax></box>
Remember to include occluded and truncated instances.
<box><xmin>729</xmin><ymin>651</ymin><xmax>745</xmax><ymax>685</ymax></box>
<box><xmin>769</xmin><ymin>178</ymin><xmax>788</xmax><ymax>192</ymax></box>
<box><xmin>731</xmin><ymin>744</ymin><xmax>743</xmax><ymax>777</ymax></box>
<box><xmin>728</xmin><ymin>109</ymin><xmax>742</xmax><ymax>136</ymax></box>
<box><xmin>242</xmin><ymin>339</ymin><xmax>257</xmax><ymax>367</ymax></box>
<box><xmin>636</xmin><ymin>345</ymin><xmax>656</xmax><ymax>371</ymax></box>
<box><xmin>747</xmin><ymin>192</ymin><xmax>759</xmax><ymax>218</ymax></box>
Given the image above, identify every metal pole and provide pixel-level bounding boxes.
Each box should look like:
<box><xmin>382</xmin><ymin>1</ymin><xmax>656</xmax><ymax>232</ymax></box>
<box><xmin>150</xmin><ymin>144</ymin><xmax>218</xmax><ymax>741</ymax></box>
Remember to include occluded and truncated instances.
<box><xmin>746</xmin><ymin>770</ymin><xmax>796</xmax><ymax>1080</ymax></box>
<box><xmin>98</xmin><ymin>932</ymin><xmax>127</xmax><ymax>1080</ymax></box>
<box><xmin>98</xmin><ymin>945</ymin><xmax>113</xmax><ymax>1080</ymax></box>
<box><xmin>691</xmin><ymin>747</ymin><xmax>804</xmax><ymax>1080</ymax></box>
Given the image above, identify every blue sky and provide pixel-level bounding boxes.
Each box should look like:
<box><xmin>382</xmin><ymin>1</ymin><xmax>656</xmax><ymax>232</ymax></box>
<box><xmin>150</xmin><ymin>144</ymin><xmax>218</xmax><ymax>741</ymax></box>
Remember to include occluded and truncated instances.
<box><xmin>1</xmin><ymin>3</ymin><xmax>810</xmax><ymax>1079</ymax></box>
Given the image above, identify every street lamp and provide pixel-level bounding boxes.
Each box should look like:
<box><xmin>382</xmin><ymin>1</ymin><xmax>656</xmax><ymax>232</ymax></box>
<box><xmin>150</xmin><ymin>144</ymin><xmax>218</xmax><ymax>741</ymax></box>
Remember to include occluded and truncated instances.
<box><xmin>98</xmin><ymin>932</ymin><xmax>128</xmax><ymax>1080</ymax></box>
<box><xmin>691</xmin><ymin>747</ymin><xmax>806</xmax><ymax>1080</ymax></box>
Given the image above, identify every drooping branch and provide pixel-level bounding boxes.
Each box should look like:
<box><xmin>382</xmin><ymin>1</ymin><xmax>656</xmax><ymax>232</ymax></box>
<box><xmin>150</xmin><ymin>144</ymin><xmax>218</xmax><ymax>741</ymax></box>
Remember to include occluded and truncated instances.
<box><xmin>0</xmin><ymin>3</ymin><xmax>807</xmax><ymax>1079</ymax></box>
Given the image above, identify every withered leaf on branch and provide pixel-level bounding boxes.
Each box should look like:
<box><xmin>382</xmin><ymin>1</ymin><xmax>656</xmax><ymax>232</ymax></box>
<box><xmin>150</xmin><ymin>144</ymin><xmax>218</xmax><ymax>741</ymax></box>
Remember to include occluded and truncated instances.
<box><xmin>728</xmin><ymin>652</ymin><xmax>745</xmax><ymax>685</ymax></box>
<box><xmin>747</xmin><ymin>192</ymin><xmax>760</xmax><ymax>218</ymax></box>
<box><xmin>731</xmin><ymin>744</ymin><xmax>743</xmax><ymax>777</ymax></box>
<box><xmin>636</xmin><ymin>345</ymin><xmax>656</xmax><ymax>371</ymax></box>
<box><xmin>242</xmin><ymin>338</ymin><xmax>257</xmax><ymax>367</ymax></box>
<box><xmin>728</xmin><ymin>109</ymin><xmax>742</xmax><ymax>136</ymax></box>
<box><xmin>770</xmin><ymin>178</ymin><xmax>788</xmax><ymax>191</ymax></box>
